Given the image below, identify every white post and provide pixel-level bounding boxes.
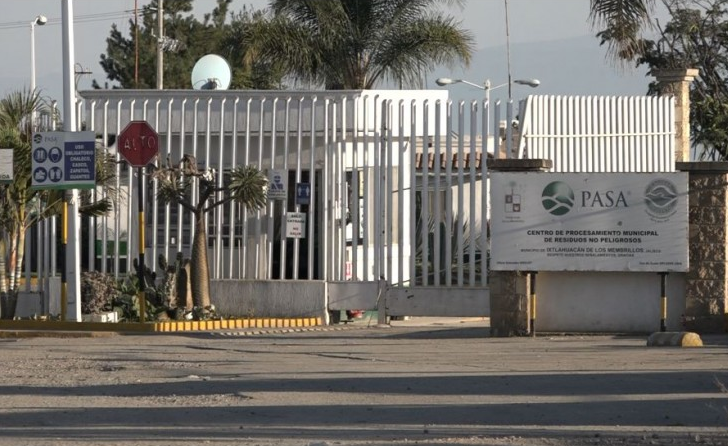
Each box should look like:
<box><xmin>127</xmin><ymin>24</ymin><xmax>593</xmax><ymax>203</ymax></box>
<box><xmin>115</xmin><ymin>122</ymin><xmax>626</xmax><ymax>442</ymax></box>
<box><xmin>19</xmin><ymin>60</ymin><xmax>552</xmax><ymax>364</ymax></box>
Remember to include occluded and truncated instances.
<box><xmin>157</xmin><ymin>0</ymin><xmax>164</xmax><ymax>89</ymax></box>
<box><xmin>62</xmin><ymin>0</ymin><xmax>81</xmax><ymax>322</ymax></box>
<box><xmin>30</xmin><ymin>15</ymin><xmax>46</xmax><ymax>131</ymax></box>
<box><xmin>30</xmin><ymin>21</ymin><xmax>36</xmax><ymax>94</ymax></box>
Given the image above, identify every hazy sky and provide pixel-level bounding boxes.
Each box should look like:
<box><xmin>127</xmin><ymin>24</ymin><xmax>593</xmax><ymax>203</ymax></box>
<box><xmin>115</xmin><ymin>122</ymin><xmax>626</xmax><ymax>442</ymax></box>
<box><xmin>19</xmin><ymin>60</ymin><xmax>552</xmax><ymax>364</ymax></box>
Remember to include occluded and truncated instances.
<box><xmin>0</xmin><ymin>0</ymin><xmax>664</xmax><ymax>103</ymax></box>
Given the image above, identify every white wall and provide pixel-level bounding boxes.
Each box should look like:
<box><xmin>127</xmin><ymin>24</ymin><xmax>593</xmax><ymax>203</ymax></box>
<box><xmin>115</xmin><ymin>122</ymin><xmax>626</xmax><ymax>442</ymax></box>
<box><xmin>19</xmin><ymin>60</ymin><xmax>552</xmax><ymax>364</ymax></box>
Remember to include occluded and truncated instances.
<box><xmin>536</xmin><ymin>271</ymin><xmax>686</xmax><ymax>332</ymax></box>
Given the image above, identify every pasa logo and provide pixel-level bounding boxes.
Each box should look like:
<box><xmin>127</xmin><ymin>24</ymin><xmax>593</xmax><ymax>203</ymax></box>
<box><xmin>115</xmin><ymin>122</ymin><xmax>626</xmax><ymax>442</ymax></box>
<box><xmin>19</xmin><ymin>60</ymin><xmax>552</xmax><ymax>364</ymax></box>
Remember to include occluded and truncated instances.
<box><xmin>542</xmin><ymin>181</ymin><xmax>574</xmax><ymax>216</ymax></box>
<box><xmin>644</xmin><ymin>179</ymin><xmax>678</xmax><ymax>219</ymax></box>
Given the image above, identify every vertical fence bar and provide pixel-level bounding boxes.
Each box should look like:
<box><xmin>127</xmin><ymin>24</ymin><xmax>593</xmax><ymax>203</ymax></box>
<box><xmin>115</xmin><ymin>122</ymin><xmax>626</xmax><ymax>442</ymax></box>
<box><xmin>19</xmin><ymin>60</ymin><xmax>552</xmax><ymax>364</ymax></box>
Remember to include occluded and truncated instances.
<box><xmin>373</xmin><ymin>97</ymin><xmax>382</xmax><ymax>281</ymax></box>
<box><xmin>266</xmin><ymin>98</ymin><xmax>277</xmax><ymax>279</ymax></box>
<box><xmin>215</xmin><ymin>98</ymin><xmax>227</xmax><ymax>279</ymax></box>
<box><xmin>445</xmin><ymin>100</ymin><xmax>453</xmax><ymax>287</ymax></box>
<box><xmin>432</xmin><ymin>100</ymin><xmax>441</xmax><ymax>286</ymax></box>
<box><xmin>87</xmin><ymin>101</ymin><xmax>97</xmax><ymax>272</ymax></box>
<box><xmin>420</xmin><ymin>100</ymin><xmax>430</xmax><ymax>286</ymax></box>
<box><xmin>468</xmin><ymin>102</ymin><xmax>477</xmax><ymax>286</ymax></box>
<box><xmin>456</xmin><ymin>102</ymin><xmax>465</xmax><ymax>285</ymax></box>
<box><xmin>255</xmin><ymin>98</ymin><xmax>266</xmax><ymax>279</ymax></box>
<box><xmin>323</xmin><ymin>99</ymin><xmax>332</xmax><ymax>281</ymax></box>
<box><xmin>480</xmin><ymin>98</ymin><xmax>489</xmax><ymax>287</ymax></box>
<box><xmin>178</xmin><ymin>99</ymin><xmax>187</xmax><ymax>262</ymax></box>
<box><xmin>308</xmin><ymin>97</ymin><xmax>317</xmax><ymax>280</ymax></box>
<box><xmin>202</xmin><ymin>99</ymin><xmax>213</xmax><ymax>275</ymax></box>
<box><xmin>397</xmin><ymin>100</ymin><xmax>405</xmax><ymax>287</ymax></box>
<box><xmin>162</xmin><ymin>99</ymin><xmax>173</xmax><ymax>269</ymax></box>
<box><xmin>335</xmin><ymin>100</ymin><xmax>345</xmax><ymax>282</ymax></box>
<box><xmin>100</xmin><ymin>100</ymin><xmax>109</xmax><ymax>274</ymax></box>
<box><xmin>240</xmin><ymin>98</ymin><xmax>252</xmax><ymax>278</ymax></box>
<box><xmin>386</xmin><ymin>100</ymin><xmax>394</xmax><ymax>285</ymax></box>
<box><xmin>293</xmin><ymin>97</ymin><xmax>304</xmax><ymax>280</ymax></box>
<box><xmin>279</xmin><ymin>98</ymin><xmax>291</xmax><ymax>279</ymax></box>
<box><xmin>114</xmin><ymin>101</ymin><xmax>122</xmax><ymax>277</ymax></box>
<box><xmin>228</xmin><ymin>97</ymin><xmax>239</xmax><ymax>278</ymax></box>
<box><xmin>351</xmin><ymin>97</ymin><xmax>360</xmax><ymax>282</ymax></box>
<box><xmin>126</xmin><ymin>100</ymin><xmax>136</xmax><ymax>275</ymax></box>
<box><xmin>362</xmin><ymin>97</ymin><xmax>370</xmax><ymax>281</ymax></box>
<box><xmin>409</xmin><ymin>100</ymin><xmax>417</xmax><ymax>285</ymax></box>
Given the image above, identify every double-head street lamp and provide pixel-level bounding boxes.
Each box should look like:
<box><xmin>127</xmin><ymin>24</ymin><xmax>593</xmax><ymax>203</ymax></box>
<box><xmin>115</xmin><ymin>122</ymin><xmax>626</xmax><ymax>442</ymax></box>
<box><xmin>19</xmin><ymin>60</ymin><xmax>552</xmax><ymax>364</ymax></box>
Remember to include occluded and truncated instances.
<box><xmin>435</xmin><ymin>77</ymin><xmax>540</xmax><ymax>157</ymax></box>
<box><xmin>435</xmin><ymin>77</ymin><xmax>540</xmax><ymax>103</ymax></box>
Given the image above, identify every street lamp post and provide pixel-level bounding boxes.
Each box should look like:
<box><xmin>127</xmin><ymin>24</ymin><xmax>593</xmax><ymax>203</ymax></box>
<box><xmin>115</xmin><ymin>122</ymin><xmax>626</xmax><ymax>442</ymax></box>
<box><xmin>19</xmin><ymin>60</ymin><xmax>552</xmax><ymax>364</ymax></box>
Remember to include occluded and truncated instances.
<box><xmin>30</xmin><ymin>14</ymin><xmax>47</xmax><ymax>131</ymax></box>
<box><xmin>434</xmin><ymin>77</ymin><xmax>540</xmax><ymax>105</ymax></box>
<box><xmin>30</xmin><ymin>14</ymin><xmax>48</xmax><ymax>94</ymax></box>
<box><xmin>435</xmin><ymin>77</ymin><xmax>540</xmax><ymax>158</ymax></box>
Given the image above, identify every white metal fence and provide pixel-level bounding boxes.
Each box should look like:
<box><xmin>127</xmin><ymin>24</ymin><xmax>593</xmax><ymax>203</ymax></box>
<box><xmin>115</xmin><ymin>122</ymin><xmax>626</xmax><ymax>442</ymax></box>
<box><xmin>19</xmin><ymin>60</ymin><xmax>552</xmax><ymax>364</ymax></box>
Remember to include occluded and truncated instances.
<box><xmin>74</xmin><ymin>90</ymin><xmax>492</xmax><ymax>290</ymax></box>
<box><xmin>519</xmin><ymin>95</ymin><xmax>676</xmax><ymax>172</ymax></box>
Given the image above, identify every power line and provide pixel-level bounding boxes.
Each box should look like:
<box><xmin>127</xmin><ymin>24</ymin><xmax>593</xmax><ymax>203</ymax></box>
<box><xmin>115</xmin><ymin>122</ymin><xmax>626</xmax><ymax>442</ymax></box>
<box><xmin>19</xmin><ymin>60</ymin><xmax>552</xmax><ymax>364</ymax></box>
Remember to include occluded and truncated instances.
<box><xmin>0</xmin><ymin>9</ymin><xmax>154</xmax><ymax>31</ymax></box>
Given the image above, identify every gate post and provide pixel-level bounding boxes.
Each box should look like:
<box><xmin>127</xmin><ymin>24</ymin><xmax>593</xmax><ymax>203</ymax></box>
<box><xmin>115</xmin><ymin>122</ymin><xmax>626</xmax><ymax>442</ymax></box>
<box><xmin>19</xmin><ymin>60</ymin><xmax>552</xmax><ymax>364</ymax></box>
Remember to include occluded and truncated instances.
<box><xmin>653</xmin><ymin>68</ymin><xmax>699</xmax><ymax>163</ymax></box>
<box><xmin>676</xmin><ymin>162</ymin><xmax>728</xmax><ymax>332</ymax></box>
<box><xmin>488</xmin><ymin>158</ymin><xmax>552</xmax><ymax>337</ymax></box>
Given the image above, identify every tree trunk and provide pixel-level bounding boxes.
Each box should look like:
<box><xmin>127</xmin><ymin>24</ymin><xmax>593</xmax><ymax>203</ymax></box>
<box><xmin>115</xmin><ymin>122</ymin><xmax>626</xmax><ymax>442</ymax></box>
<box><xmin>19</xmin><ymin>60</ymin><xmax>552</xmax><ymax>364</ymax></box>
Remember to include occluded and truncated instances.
<box><xmin>7</xmin><ymin>223</ymin><xmax>19</xmax><ymax>292</ymax></box>
<box><xmin>0</xmin><ymin>237</ymin><xmax>8</xmax><ymax>295</ymax></box>
<box><xmin>0</xmin><ymin>290</ymin><xmax>18</xmax><ymax>320</ymax></box>
<box><xmin>190</xmin><ymin>212</ymin><xmax>211</xmax><ymax>309</ymax></box>
<box><xmin>13</xmin><ymin>225</ymin><xmax>26</xmax><ymax>292</ymax></box>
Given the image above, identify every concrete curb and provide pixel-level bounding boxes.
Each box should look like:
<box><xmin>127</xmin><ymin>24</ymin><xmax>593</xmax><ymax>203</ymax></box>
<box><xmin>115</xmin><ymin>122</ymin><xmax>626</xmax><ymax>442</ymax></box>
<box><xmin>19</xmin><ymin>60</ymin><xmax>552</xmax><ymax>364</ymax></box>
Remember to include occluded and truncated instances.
<box><xmin>646</xmin><ymin>331</ymin><xmax>703</xmax><ymax>347</ymax></box>
<box><xmin>0</xmin><ymin>317</ymin><xmax>323</xmax><ymax>338</ymax></box>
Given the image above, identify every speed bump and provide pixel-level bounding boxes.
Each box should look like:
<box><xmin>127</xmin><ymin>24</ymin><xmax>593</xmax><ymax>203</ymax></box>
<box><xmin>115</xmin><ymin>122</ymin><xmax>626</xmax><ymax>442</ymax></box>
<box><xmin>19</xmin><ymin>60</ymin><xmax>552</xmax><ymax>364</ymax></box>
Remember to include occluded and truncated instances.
<box><xmin>646</xmin><ymin>331</ymin><xmax>703</xmax><ymax>347</ymax></box>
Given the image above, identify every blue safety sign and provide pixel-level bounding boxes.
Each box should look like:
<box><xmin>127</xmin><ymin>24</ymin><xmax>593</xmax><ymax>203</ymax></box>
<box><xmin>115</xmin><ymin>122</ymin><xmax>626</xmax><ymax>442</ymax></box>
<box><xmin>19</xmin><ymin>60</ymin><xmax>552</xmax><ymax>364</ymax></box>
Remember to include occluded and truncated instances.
<box><xmin>296</xmin><ymin>182</ymin><xmax>311</xmax><ymax>205</ymax></box>
<box><xmin>32</xmin><ymin>131</ymin><xmax>96</xmax><ymax>190</ymax></box>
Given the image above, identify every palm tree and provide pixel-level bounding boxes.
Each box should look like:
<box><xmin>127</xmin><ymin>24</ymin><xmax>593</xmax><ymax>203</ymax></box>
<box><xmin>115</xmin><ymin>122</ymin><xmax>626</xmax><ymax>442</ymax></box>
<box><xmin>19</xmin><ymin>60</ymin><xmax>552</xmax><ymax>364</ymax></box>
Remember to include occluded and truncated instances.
<box><xmin>153</xmin><ymin>155</ymin><xmax>268</xmax><ymax>312</ymax></box>
<box><xmin>589</xmin><ymin>0</ymin><xmax>656</xmax><ymax>62</ymax></box>
<box><xmin>0</xmin><ymin>88</ymin><xmax>117</xmax><ymax>319</ymax></box>
<box><xmin>245</xmin><ymin>0</ymin><xmax>474</xmax><ymax>89</ymax></box>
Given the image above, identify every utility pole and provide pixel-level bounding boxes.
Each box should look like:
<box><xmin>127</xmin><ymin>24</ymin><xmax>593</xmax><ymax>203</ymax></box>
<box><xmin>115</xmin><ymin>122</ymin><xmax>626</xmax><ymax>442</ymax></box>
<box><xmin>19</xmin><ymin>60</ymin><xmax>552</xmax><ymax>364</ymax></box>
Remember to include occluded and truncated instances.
<box><xmin>134</xmin><ymin>0</ymin><xmax>139</xmax><ymax>88</ymax></box>
<box><xmin>504</xmin><ymin>0</ymin><xmax>512</xmax><ymax>101</ymax></box>
<box><xmin>61</xmin><ymin>0</ymin><xmax>81</xmax><ymax>321</ymax></box>
<box><xmin>157</xmin><ymin>0</ymin><xmax>164</xmax><ymax>89</ymax></box>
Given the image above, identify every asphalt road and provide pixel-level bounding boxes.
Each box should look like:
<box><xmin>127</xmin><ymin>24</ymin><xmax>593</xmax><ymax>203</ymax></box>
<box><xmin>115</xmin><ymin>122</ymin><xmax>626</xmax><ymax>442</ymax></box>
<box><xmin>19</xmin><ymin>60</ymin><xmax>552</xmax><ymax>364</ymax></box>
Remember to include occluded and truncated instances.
<box><xmin>0</xmin><ymin>319</ymin><xmax>727</xmax><ymax>446</ymax></box>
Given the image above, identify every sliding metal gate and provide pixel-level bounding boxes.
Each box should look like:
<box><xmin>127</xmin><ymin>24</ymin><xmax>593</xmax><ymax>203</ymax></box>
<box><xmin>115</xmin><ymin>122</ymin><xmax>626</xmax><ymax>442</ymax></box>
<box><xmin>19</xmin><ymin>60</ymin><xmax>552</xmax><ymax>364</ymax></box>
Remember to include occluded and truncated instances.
<box><xmin>74</xmin><ymin>90</ymin><xmax>493</xmax><ymax>318</ymax></box>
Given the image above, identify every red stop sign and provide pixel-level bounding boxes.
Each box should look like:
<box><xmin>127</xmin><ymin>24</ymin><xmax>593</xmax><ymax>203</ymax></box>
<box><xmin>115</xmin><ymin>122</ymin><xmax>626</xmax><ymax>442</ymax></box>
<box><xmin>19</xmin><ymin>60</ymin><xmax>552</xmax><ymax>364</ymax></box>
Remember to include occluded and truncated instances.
<box><xmin>118</xmin><ymin>121</ymin><xmax>159</xmax><ymax>167</ymax></box>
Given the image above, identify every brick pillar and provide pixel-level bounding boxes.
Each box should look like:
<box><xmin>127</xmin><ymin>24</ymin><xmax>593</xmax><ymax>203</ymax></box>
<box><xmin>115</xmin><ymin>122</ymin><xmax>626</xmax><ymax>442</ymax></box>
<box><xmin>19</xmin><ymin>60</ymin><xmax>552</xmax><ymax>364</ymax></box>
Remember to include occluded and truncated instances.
<box><xmin>488</xmin><ymin>158</ymin><xmax>552</xmax><ymax>337</ymax></box>
<box><xmin>653</xmin><ymin>68</ymin><xmax>699</xmax><ymax>163</ymax></box>
<box><xmin>676</xmin><ymin>161</ymin><xmax>728</xmax><ymax>333</ymax></box>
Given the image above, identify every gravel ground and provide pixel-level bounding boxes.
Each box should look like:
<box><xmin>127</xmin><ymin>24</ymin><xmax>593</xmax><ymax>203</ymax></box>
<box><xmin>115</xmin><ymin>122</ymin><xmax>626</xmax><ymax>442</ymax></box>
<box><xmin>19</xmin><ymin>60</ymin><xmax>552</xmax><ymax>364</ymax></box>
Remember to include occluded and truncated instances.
<box><xmin>0</xmin><ymin>323</ymin><xmax>726</xmax><ymax>445</ymax></box>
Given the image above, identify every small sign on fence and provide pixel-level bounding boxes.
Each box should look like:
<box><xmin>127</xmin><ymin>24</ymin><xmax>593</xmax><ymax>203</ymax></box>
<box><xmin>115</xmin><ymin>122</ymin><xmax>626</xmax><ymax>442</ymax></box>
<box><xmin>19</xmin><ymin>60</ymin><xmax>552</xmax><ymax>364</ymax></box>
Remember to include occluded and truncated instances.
<box><xmin>286</xmin><ymin>212</ymin><xmax>306</xmax><ymax>238</ymax></box>
<box><xmin>268</xmin><ymin>170</ymin><xmax>287</xmax><ymax>200</ymax></box>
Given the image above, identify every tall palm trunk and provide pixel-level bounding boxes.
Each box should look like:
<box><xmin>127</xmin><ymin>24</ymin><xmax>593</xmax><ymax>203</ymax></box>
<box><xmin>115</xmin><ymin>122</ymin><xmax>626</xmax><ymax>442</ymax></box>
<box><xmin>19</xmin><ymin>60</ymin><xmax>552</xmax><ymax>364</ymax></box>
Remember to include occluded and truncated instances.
<box><xmin>190</xmin><ymin>211</ymin><xmax>211</xmax><ymax>309</ymax></box>
<box><xmin>7</xmin><ymin>221</ymin><xmax>20</xmax><ymax>292</ymax></box>
<box><xmin>0</xmin><ymin>237</ymin><xmax>7</xmax><ymax>295</ymax></box>
<box><xmin>13</xmin><ymin>226</ymin><xmax>26</xmax><ymax>293</ymax></box>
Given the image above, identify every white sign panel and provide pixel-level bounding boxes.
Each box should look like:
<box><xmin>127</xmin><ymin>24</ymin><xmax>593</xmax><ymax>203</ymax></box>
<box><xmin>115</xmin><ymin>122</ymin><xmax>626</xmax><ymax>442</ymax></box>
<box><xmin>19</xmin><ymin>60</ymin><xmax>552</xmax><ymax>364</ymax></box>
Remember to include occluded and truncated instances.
<box><xmin>490</xmin><ymin>172</ymin><xmax>688</xmax><ymax>272</ymax></box>
<box><xmin>286</xmin><ymin>212</ymin><xmax>306</xmax><ymax>238</ymax></box>
<box><xmin>31</xmin><ymin>131</ymin><xmax>96</xmax><ymax>190</ymax></box>
<box><xmin>268</xmin><ymin>169</ymin><xmax>287</xmax><ymax>200</ymax></box>
<box><xmin>0</xmin><ymin>149</ymin><xmax>12</xmax><ymax>183</ymax></box>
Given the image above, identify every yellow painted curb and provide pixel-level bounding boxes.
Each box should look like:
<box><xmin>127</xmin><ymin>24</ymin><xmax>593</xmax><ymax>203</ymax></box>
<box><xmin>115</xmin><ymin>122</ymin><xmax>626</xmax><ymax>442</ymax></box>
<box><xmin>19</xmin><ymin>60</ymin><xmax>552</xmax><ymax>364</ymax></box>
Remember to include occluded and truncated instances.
<box><xmin>646</xmin><ymin>331</ymin><xmax>703</xmax><ymax>347</ymax></box>
<box><xmin>0</xmin><ymin>317</ymin><xmax>324</xmax><ymax>334</ymax></box>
